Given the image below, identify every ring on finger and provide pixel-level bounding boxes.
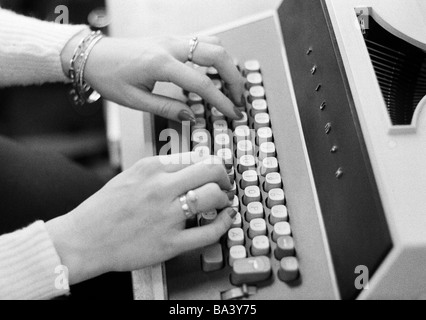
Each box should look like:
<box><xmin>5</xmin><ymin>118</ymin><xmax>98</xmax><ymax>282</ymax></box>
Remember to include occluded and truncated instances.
<box><xmin>188</xmin><ymin>37</ymin><xmax>200</xmax><ymax>62</ymax></box>
<box><xmin>179</xmin><ymin>190</ymin><xmax>198</xmax><ymax>219</ymax></box>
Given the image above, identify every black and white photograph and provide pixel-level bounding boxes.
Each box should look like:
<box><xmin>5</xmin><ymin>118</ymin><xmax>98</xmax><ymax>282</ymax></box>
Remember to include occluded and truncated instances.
<box><xmin>0</xmin><ymin>0</ymin><xmax>425</xmax><ymax>305</ymax></box>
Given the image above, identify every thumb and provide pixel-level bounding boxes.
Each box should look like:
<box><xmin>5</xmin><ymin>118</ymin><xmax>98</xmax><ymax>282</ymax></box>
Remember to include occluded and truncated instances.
<box><xmin>175</xmin><ymin>207</ymin><xmax>237</xmax><ymax>253</ymax></box>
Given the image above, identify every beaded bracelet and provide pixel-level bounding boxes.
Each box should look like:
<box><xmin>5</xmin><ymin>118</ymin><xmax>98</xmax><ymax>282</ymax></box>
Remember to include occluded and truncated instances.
<box><xmin>69</xmin><ymin>30</ymin><xmax>104</xmax><ymax>106</ymax></box>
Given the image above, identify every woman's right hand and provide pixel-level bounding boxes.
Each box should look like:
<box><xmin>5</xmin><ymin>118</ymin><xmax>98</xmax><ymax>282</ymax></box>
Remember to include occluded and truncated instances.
<box><xmin>62</xmin><ymin>34</ymin><xmax>246</xmax><ymax>123</ymax></box>
<box><xmin>45</xmin><ymin>153</ymin><xmax>236</xmax><ymax>285</ymax></box>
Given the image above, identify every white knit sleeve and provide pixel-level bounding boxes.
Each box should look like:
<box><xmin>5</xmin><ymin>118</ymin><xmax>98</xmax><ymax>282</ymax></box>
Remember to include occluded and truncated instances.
<box><xmin>0</xmin><ymin>8</ymin><xmax>89</xmax><ymax>87</ymax></box>
<box><xmin>0</xmin><ymin>221</ymin><xmax>70</xmax><ymax>300</ymax></box>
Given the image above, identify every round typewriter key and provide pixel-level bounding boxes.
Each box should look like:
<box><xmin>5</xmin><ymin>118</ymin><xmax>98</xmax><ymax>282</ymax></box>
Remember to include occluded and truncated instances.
<box><xmin>191</xmin><ymin>104</ymin><xmax>205</xmax><ymax>118</ymax></box>
<box><xmin>246</xmin><ymin>72</ymin><xmax>263</xmax><ymax>89</ymax></box>
<box><xmin>213</xmin><ymin>119</ymin><xmax>228</xmax><ymax>133</ymax></box>
<box><xmin>238</xmin><ymin>155</ymin><xmax>256</xmax><ymax>173</ymax></box>
<box><xmin>231</xmin><ymin>195</ymin><xmax>239</xmax><ymax>212</ymax></box>
<box><xmin>241</xmin><ymin>170</ymin><xmax>259</xmax><ymax>189</ymax></box>
<box><xmin>249</xmin><ymin>219</ymin><xmax>267</xmax><ymax>239</ymax></box>
<box><xmin>259</xmin><ymin>157</ymin><xmax>279</xmax><ymax>176</ymax></box>
<box><xmin>227</xmin><ymin>228</ymin><xmax>245</xmax><ymax>248</ymax></box>
<box><xmin>257</xmin><ymin>127</ymin><xmax>273</xmax><ymax>145</ymax></box>
<box><xmin>217</xmin><ymin>148</ymin><xmax>233</xmax><ymax>170</ymax></box>
<box><xmin>269</xmin><ymin>205</ymin><xmax>288</xmax><ymax>225</ymax></box>
<box><xmin>243</xmin><ymin>60</ymin><xmax>261</xmax><ymax>76</ymax></box>
<box><xmin>211</xmin><ymin>107</ymin><xmax>225</xmax><ymax>122</ymax></box>
<box><xmin>267</xmin><ymin>188</ymin><xmax>285</xmax><ymax>208</ymax></box>
<box><xmin>254</xmin><ymin>113</ymin><xmax>271</xmax><ymax>130</ymax></box>
<box><xmin>229</xmin><ymin>245</ymin><xmax>247</xmax><ymax>267</ymax></box>
<box><xmin>200</xmin><ymin>210</ymin><xmax>218</xmax><ymax>226</ymax></box>
<box><xmin>188</xmin><ymin>92</ymin><xmax>203</xmax><ymax>105</ymax></box>
<box><xmin>249</xmin><ymin>86</ymin><xmax>266</xmax><ymax>103</ymax></box>
<box><xmin>246</xmin><ymin>202</ymin><xmax>264</xmax><ymax>222</ymax></box>
<box><xmin>234</xmin><ymin>125</ymin><xmax>251</xmax><ymax>143</ymax></box>
<box><xmin>191</xmin><ymin>117</ymin><xmax>206</xmax><ymax>131</ymax></box>
<box><xmin>214</xmin><ymin>133</ymin><xmax>231</xmax><ymax>152</ymax></box>
<box><xmin>243</xmin><ymin>186</ymin><xmax>261</xmax><ymax>205</ymax></box>
<box><xmin>259</xmin><ymin>141</ymin><xmax>276</xmax><ymax>160</ymax></box>
<box><xmin>251</xmin><ymin>235</ymin><xmax>270</xmax><ymax>256</ymax></box>
<box><xmin>226</xmin><ymin>181</ymin><xmax>237</xmax><ymax>201</ymax></box>
<box><xmin>278</xmin><ymin>257</ymin><xmax>299</xmax><ymax>282</ymax></box>
<box><xmin>237</xmin><ymin>140</ymin><xmax>254</xmax><ymax>158</ymax></box>
<box><xmin>192</xmin><ymin>129</ymin><xmax>209</xmax><ymax>147</ymax></box>
<box><xmin>232</xmin><ymin>111</ymin><xmax>248</xmax><ymax>129</ymax></box>
<box><xmin>275</xmin><ymin>236</ymin><xmax>295</xmax><ymax>260</ymax></box>
<box><xmin>231</xmin><ymin>212</ymin><xmax>242</xmax><ymax>229</ymax></box>
<box><xmin>264</xmin><ymin>172</ymin><xmax>282</xmax><ymax>192</ymax></box>
<box><xmin>272</xmin><ymin>222</ymin><xmax>292</xmax><ymax>242</ymax></box>
<box><xmin>251</xmin><ymin>99</ymin><xmax>268</xmax><ymax>116</ymax></box>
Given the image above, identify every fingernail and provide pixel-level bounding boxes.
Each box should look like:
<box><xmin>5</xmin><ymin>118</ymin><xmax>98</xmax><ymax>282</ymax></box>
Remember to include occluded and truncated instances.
<box><xmin>233</xmin><ymin>106</ymin><xmax>244</xmax><ymax>120</ymax></box>
<box><xmin>227</xmin><ymin>208</ymin><xmax>237</xmax><ymax>219</ymax></box>
<box><xmin>240</xmin><ymin>94</ymin><xmax>246</xmax><ymax>107</ymax></box>
<box><xmin>178</xmin><ymin>110</ymin><xmax>196</xmax><ymax>124</ymax></box>
<box><xmin>226</xmin><ymin>192</ymin><xmax>234</xmax><ymax>201</ymax></box>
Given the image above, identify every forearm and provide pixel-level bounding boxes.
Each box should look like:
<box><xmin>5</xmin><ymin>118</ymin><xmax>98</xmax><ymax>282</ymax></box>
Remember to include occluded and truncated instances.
<box><xmin>0</xmin><ymin>8</ymin><xmax>89</xmax><ymax>87</ymax></box>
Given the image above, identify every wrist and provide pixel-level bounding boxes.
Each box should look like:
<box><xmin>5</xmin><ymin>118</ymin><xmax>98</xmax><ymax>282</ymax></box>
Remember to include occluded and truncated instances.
<box><xmin>45</xmin><ymin>214</ymin><xmax>102</xmax><ymax>286</ymax></box>
<box><xmin>60</xmin><ymin>28</ymin><xmax>92</xmax><ymax>78</ymax></box>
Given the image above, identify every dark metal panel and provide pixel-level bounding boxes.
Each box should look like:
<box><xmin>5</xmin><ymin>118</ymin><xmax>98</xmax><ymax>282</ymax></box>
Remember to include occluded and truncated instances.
<box><xmin>278</xmin><ymin>0</ymin><xmax>392</xmax><ymax>300</ymax></box>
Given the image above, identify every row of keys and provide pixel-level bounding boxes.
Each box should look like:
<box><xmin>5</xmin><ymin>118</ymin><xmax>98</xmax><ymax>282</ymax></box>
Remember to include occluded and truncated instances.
<box><xmin>230</xmin><ymin>61</ymin><xmax>299</xmax><ymax>284</ymax></box>
<box><xmin>192</xmin><ymin>124</ymin><xmax>272</xmax><ymax>146</ymax></box>
<box><xmin>227</xmin><ymin>220</ymin><xmax>291</xmax><ymax>247</ymax></box>
<box><xmin>189</xmin><ymin>61</ymin><xmax>300</xmax><ymax>286</ymax></box>
<box><xmin>231</xmin><ymin>255</ymin><xmax>299</xmax><ymax>285</ymax></box>
<box><xmin>191</xmin><ymin>111</ymin><xmax>272</xmax><ymax>134</ymax></box>
<box><xmin>243</xmin><ymin>187</ymin><xmax>285</xmax><ymax>208</ymax></box>
<box><xmin>241</xmin><ymin>170</ymin><xmax>282</xmax><ymax>191</ymax></box>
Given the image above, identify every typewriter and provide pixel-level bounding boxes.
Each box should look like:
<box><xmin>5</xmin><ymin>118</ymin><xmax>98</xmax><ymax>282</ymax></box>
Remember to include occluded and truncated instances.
<box><xmin>113</xmin><ymin>0</ymin><xmax>426</xmax><ymax>300</ymax></box>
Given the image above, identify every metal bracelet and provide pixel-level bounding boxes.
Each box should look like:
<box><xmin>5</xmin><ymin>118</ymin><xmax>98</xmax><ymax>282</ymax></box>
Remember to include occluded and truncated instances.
<box><xmin>68</xmin><ymin>30</ymin><xmax>104</xmax><ymax>106</ymax></box>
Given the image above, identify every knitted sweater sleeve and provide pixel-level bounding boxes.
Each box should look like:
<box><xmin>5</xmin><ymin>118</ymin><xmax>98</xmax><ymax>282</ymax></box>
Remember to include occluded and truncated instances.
<box><xmin>0</xmin><ymin>221</ymin><xmax>70</xmax><ymax>300</ymax></box>
<box><xmin>0</xmin><ymin>8</ymin><xmax>89</xmax><ymax>87</ymax></box>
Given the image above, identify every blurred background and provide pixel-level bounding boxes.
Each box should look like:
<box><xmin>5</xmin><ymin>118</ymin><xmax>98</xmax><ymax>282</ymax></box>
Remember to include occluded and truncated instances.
<box><xmin>0</xmin><ymin>0</ymin><xmax>116</xmax><ymax>181</ymax></box>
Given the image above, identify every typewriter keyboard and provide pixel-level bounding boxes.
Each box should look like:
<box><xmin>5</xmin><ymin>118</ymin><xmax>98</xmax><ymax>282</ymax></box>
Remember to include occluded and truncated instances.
<box><xmin>185</xmin><ymin>60</ymin><xmax>300</xmax><ymax>298</ymax></box>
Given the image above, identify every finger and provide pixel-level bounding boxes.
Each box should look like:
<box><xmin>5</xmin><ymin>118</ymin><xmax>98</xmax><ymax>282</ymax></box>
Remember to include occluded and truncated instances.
<box><xmin>190</xmin><ymin>42</ymin><xmax>245</xmax><ymax>106</ymax></box>
<box><xmin>185</xmin><ymin>183</ymin><xmax>231</xmax><ymax>214</ymax></box>
<box><xmin>174</xmin><ymin>208</ymin><xmax>237</xmax><ymax>252</ymax></box>
<box><xmin>174</xmin><ymin>41</ymin><xmax>245</xmax><ymax>107</ymax></box>
<box><xmin>158</xmin><ymin>151</ymin><xmax>217</xmax><ymax>173</ymax></box>
<box><xmin>171</xmin><ymin>155</ymin><xmax>232</xmax><ymax>194</ymax></box>
<box><xmin>126</xmin><ymin>86</ymin><xmax>196</xmax><ymax>123</ymax></box>
<box><xmin>169</xmin><ymin>183</ymin><xmax>231</xmax><ymax>223</ymax></box>
<box><xmin>158</xmin><ymin>152</ymin><xmax>195</xmax><ymax>173</ymax></box>
<box><xmin>165</xmin><ymin>60</ymin><xmax>242</xmax><ymax>119</ymax></box>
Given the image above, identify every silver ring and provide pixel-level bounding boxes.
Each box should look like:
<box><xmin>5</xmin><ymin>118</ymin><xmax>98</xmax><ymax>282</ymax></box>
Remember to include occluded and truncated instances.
<box><xmin>188</xmin><ymin>37</ymin><xmax>199</xmax><ymax>62</ymax></box>
<box><xmin>179</xmin><ymin>190</ymin><xmax>198</xmax><ymax>219</ymax></box>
